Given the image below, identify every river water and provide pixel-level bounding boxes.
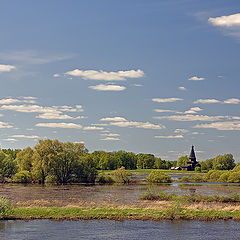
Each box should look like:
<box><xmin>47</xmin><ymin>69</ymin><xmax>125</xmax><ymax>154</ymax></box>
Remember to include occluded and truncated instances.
<box><xmin>0</xmin><ymin>220</ymin><xmax>239</xmax><ymax>240</ymax></box>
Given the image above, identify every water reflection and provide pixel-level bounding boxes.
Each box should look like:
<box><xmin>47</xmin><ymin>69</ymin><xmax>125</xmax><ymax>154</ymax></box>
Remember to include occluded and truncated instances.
<box><xmin>0</xmin><ymin>220</ymin><xmax>239</xmax><ymax>240</ymax></box>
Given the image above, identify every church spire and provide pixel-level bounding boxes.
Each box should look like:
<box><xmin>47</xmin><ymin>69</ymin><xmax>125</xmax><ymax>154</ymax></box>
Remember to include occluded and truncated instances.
<box><xmin>189</xmin><ymin>145</ymin><xmax>196</xmax><ymax>162</ymax></box>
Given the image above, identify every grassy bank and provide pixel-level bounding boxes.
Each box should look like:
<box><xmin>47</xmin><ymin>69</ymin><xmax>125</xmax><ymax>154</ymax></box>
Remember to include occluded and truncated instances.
<box><xmin>5</xmin><ymin>206</ymin><xmax>240</xmax><ymax>221</ymax></box>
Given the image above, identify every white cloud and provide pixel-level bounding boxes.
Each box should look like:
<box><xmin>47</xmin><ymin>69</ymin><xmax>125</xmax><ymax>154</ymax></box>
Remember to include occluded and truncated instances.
<box><xmin>155</xmin><ymin>114</ymin><xmax>227</xmax><ymax>121</ymax></box>
<box><xmin>152</xmin><ymin>98</ymin><xmax>183</xmax><ymax>103</ymax></box>
<box><xmin>36</xmin><ymin>113</ymin><xmax>74</xmax><ymax>120</ymax></box>
<box><xmin>179</xmin><ymin>86</ymin><xmax>186</xmax><ymax>91</ymax></box>
<box><xmin>53</xmin><ymin>74</ymin><xmax>60</xmax><ymax>77</ymax></box>
<box><xmin>188</xmin><ymin>76</ymin><xmax>205</xmax><ymax>81</ymax></box>
<box><xmin>3</xmin><ymin>138</ymin><xmax>18</xmax><ymax>142</ymax></box>
<box><xmin>154</xmin><ymin>109</ymin><xmax>178</xmax><ymax>113</ymax></box>
<box><xmin>36</xmin><ymin>123</ymin><xmax>83</xmax><ymax>129</ymax></box>
<box><xmin>133</xmin><ymin>84</ymin><xmax>143</xmax><ymax>87</ymax></box>
<box><xmin>83</xmin><ymin>126</ymin><xmax>104</xmax><ymax>130</ymax></box>
<box><xmin>223</xmin><ymin>98</ymin><xmax>240</xmax><ymax>104</ymax></box>
<box><xmin>101</xmin><ymin>133</ymin><xmax>120</xmax><ymax>137</ymax></box>
<box><xmin>194</xmin><ymin>99</ymin><xmax>220</xmax><ymax>104</ymax></box>
<box><xmin>174</xmin><ymin>129</ymin><xmax>189</xmax><ymax>133</ymax></box>
<box><xmin>100</xmin><ymin>117</ymin><xmax>127</xmax><ymax>122</ymax></box>
<box><xmin>101</xmin><ymin>137</ymin><xmax>120</xmax><ymax>141</ymax></box>
<box><xmin>0</xmin><ymin>104</ymin><xmax>83</xmax><ymax>114</ymax></box>
<box><xmin>22</xmin><ymin>96</ymin><xmax>37</xmax><ymax>100</ymax></box>
<box><xmin>208</xmin><ymin>13</ymin><xmax>240</xmax><ymax>27</ymax></box>
<box><xmin>89</xmin><ymin>84</ymin><xmax>126</xmax><ymax>91</ymax></box>
<box><xmin>65</xmin><ymin>69</ymin><xmax>144</xmax><ymax>81</ymax></box>
<box><xmin>155</xmin><ymin>135</ymin><xmax>183</xmax><ymax>139</ymax></box>
<box><xmin>0</xmin><ymin>122</ymin><xmax>13</xmax><ymax>128</ymax></box>
<box><xmin>0</xmin><ymin>98</ymin><xmax>20</xmax><ymax>104</ymax></box>
<box><xmin>11</xmin><ymin>135</ymin><xmax>39</xmax><ymax>139</ymax></box>
<box><xmin>91</xmin><ymin>123</ymin><xmax>108</xmax><ymax>126</ymax></box>
<box><xmin>194</xmin><ymin>121</ymin><xmax>240</xmax><ymax>130</ymax></box>
<box><xmin>0</xmin><ymin>64</ymin><xmax>16</xmax><ymax>72</ymax></box>
<box><xmin>192</xmin><ymin>131</ymin><xmax>200</xmax><ymax>135</ymax></box>
<box><xmin>110</xmin><ymin>120</ymin><xmax>165</xmax><ymax>130</ymax></box>
<box><xmin>184</xmin><ymin>107</ymin><xmax>203</xmax><ymax>114</ymax></box>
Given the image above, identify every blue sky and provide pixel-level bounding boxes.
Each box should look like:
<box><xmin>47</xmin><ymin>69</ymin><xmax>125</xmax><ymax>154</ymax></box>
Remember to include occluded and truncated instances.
<box><xmin>0</xmin><ymin>0</ymin><xmax>240</xmax><ymax>161</ymax></box>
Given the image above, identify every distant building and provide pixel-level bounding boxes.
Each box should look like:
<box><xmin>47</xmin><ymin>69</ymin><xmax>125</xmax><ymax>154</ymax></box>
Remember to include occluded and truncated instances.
<box><xmin>181</xmin><ymin>146</ymin><xmax>201</xmax><ymax>171</ymax></box>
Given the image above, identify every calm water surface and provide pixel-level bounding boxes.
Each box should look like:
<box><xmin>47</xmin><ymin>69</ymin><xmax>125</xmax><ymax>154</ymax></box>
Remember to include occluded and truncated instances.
<box><xmin>0</xmin><ymin>220</ymin><xmax>239</xmax><ymax>240</ymax></box>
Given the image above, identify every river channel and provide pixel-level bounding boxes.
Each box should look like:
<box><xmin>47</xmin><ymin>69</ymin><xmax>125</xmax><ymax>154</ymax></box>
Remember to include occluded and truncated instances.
<box><xmin>0</xmin><ymin>220</ymin><xmax>240</xmax><ymax>240</ymax></box>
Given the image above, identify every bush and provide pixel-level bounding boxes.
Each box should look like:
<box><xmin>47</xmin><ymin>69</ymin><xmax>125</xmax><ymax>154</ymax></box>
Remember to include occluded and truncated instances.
<box><xmin>96</xmin><ymin>174</ymin><xmax>115</xmax><ymax>184</ymax></box>
<box><xmin>111</xmin><ymin>167</ymin><xmax>129</xmax><ymax>183</ymax></box>
<box><xmin>12</xmin><ymin>171</ymin><xmax>32</xmax><ymax>183</ymax></box>
<box><xmin>228</xmin><ymin>171</ymin><xmax>240</xmax><ymax>183</ymax></box>
<box><xmin>147</xmin><ymin>170</ymin><xmax>171</xmax><ymax>183</ymax></box>
<box><xmin>203</xmin><ymin>170</ymin><xmax>223</xmax><ymax>182</ymax></box>
<box><xmin>45</xmin><ymin>175</ymin><xmax>57</xmax><ymax>183</ymax></box>
<box><xmin>0</xmin><ymin>198</ymin><xmax>13</xmax><ymax>218</ymax></box>
<box><xmin>191</xmin><ymin>175</ymin><xmax>204</xmax><ymax>182</ymax></box>
<box><xmin>218</xmin><ymin>172</ymin><xmax>230</xmax><ymax>182</ymax></box>
<box><xmin>179</xmin><ymin>176</ymin><xmax>190</xmax><ymax>182</ymax></box>
<box><xmin>195</xmin><ymin>167</ymin><xmax>201</xmax><ymax>173</ymax></box>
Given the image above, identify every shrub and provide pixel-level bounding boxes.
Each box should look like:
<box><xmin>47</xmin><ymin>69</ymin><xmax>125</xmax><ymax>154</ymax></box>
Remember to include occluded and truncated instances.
<box><xmin>195</xmin><ymin>167</ymin><xmax>201</xmax><ymax>173</ymax></box>
<box><xmin>218</xmin><ymin>172</ymin><xmax>230</xmax><ymax>182</ymax></box>
<box><xmin>45</xmin><ymin>175</ymin><xmax>57</xmax><ymax>183</ymax></box>
<box><xmin>112</xmin><ymin>167</ymin><xmax>129</xmax><ymax>183</ymax></box>
<box><xmin>203</xmin><ymin>170</ymin><xmax>223</xmax><ymax>182</ymax></box>
<box><xmin>147</xmin><ymin>170</ymin><xmax>171</xmax><ymax>183</ymax></box>
<box><xmin>228</xmin><ymin>171</ymin><xmax>240</xmax><ymax>183</ymax></box>
<box><xmin>191</xmin><ymin>175</ymin><xmax>204</xmax><ymax>182</ymax></box>
<box><xmin>179</xmin><ymin>176</ymin><xmax>190</xmax><ymax>182</ymax></box>
<box><xmin>12</xmin><ymin>171</ymin><xmax>32</xmax><ymax>183</ymax></box>
<box><xmin>0</xmin><ymin>198</ymin><xmax>13</xmax><ymax>218</ymax></box>
<box><xmin>96</xmin><ymin>174</ymin><xmax>115</xmax><ymax>184</ymax></box>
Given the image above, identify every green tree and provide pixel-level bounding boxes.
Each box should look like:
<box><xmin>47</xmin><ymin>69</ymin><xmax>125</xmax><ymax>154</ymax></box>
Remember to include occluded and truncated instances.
<box><xmin>177</xmin><ymin>155</ymin><xmax>188</xmax><ymax>167</ymax></box>
<box><xmin>154</xmin><ymin>158</ymin><xmax>166</xmax><ymax>169</ymax></box>
<box><xmin>1</xmin><ymin>155</ymin><xmax>18</xmax><ymax>177</ymax></box>
<box><xmin>213</xmin><ymin>154</ymin><xmax>235</xmax><ymax>170</ymax></box>
<box><xmin>16</xmin><ymin>147</ymin><xmax>34</xmax><ymax>171</ymax></box>
<box><xmin>137</xmin><ymin>153</ymin><xmax>155</xmax><ymax>169</ymax></box>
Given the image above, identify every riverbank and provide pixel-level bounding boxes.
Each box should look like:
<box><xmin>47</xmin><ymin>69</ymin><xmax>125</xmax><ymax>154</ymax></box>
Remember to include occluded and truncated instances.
<box><xmin>6</xmin><ymin>205</ymin><xmax>240</xmax><ymax>221</ymax></box>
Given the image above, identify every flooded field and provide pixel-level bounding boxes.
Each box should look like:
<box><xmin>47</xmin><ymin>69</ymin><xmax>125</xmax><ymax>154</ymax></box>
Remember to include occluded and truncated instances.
<box><xmin>0</xmin><ymin>182</ymin><xmax>240</xmax><ymax>207</ymax></box>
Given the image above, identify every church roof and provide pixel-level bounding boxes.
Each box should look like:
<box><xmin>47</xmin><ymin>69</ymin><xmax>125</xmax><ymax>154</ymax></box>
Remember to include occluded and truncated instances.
<box><xmin>189</xmin><ymin>145</ymin><xmax>196</xmax><ymax>160</ymax></box>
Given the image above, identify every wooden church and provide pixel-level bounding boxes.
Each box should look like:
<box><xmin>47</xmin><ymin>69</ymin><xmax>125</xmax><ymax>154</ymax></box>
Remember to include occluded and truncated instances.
<box><xmin>182</xmin><ymin>146</ymin><xmax>201</xmax><ymax>171</ymax></box>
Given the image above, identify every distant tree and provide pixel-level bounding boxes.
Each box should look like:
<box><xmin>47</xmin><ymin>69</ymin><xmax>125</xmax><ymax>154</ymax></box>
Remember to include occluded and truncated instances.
<box><xmin>137</xmin><ymin>153</ymin><xmax>155</xmax><ymax>169</ymax></box>
<box><xmin>177</xmin><ymin>155</ymin><xmax>188</xmax><ymax>167</ymax></box>
<box><xmin>213</xmin><ymin>154</ymin><xmax>235</xmax><ymax>170</ymax></box>
<box><xmin>114</xmin><ymin>151</ymin><xmax>136</xmax><ymax>169</ymax></box>
<box><xmin>1</xmin><ymin>155</ymin><xmax>18</xmax><ymax>177</ymax></box>
<box><xmin>201</xmin><ymin>158</ymin><xmax>214</xmax><ymax>171</ymax></box>
<box><xmin>154</xmin><ymin>158</ymin><xmax>166</xmax><ymax>169</ymax></box>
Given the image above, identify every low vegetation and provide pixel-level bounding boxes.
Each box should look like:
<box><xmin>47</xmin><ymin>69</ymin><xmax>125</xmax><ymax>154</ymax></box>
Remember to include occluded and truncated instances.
<box><xmin>147</xmin><ymin>170</ymin><xmax>172</xmax><ymax>183</ymax></box>
<box><xmin>0</xmin><ymin>198</ymin><xmax>13</xmax><ymax>219</ymax></box>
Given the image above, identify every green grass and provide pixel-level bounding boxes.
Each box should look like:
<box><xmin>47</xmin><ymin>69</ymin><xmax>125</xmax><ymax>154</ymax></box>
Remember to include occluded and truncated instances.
<box><xmin>141</xmin><ymin>191</ymin><xmax>240</xmax><ymax>203</ymax></box>
<box><xmin>6</xmin><ymin>206</ymin><xmax>240</xmax><ymax>221</ymax></box>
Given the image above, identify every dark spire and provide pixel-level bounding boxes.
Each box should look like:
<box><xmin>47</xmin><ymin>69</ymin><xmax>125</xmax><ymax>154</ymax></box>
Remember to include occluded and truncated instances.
<box><xmin>189</xmin><ymin>145</ymin><xmax>196</xmax><ymax>162</ymax></box>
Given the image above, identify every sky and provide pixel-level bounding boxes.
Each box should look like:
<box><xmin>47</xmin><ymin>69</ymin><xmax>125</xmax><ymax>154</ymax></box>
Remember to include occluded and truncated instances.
<box><xmin>0</xmin><ymin>0</ymin><xmax>240</xmax><ymax>161</ymax></box>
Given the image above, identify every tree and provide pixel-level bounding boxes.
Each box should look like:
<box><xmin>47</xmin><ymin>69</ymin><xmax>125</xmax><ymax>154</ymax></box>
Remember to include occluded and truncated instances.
<box><xmin>177</xmin><ymin>155</ymin><xmax>188</xmax><ymax>167</ymax></box>
<box><xmin>154</xmin><ymin>158</ymin><xmax>166</xmax><ymax>169</ymax></box>
<box><xmin>16</xmin><ymin>147</ymin><xmax>34</xmax><ymax>171</ymax></box>
<box><xmin>32</xmin><ymin>139</ymin><xmax>63</xmax><ymax>184</ymax></box>
<box><xmin>213</xmin><ymin>154</ymin><xmax>235</xmax><ymax>170</ymax></box>
<box><xmin>137</xmin><ymin>154</ymin><xmax>155</xmax><ymax>169</ymax></box>
<box><xmin>201</xmin><ymin>158</ymin><xmax>214</xmax><ymax>171</ymax></box>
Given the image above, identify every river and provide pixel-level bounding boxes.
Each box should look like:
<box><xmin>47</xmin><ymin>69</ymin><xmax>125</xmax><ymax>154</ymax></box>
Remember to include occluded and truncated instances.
<box><xmin>0</xmin><ymin>220</ymin><xmax>239</xmax><ymax>240</ymax></box>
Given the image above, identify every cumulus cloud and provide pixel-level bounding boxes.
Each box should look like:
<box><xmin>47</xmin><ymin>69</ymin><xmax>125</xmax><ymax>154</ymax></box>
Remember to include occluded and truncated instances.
<box><xmin>65</xmin><ymin>69</ymin><xmax>144</xmax><ymax>81</ymax></box>
<box><xmin>154</xmin><ymin>114</ymin><xmax>227</xmax><ymax>121</ymax></box>
<box><xmin>36</xmin><ymin>123</ymin><xmax>83</xmax><ymax>129</ymax></box>
<box><xmin>194</xmin><ymin>99</ymin><xmax>220</xmax><ymax>104</ymax></box>
<box><xmin>194</xmin><ymin>121</ymin><xmax>240</xmax><ymax>130</ymax></box>
<box><xmin>0</xmin><ymin>122</ymin><xmax>13</xmax><ymax>128</ymax></box>
<box><xmin>11</xmin><ymin>135</ymin><xmax>39</xmax><ymax>139</ymax></box>
<box><xmin>0</xmin><ymin>64</ymin><xmax>16</xmax><ymax>72</ymax></box>
<box><xmin>155</xmin><ymin>135</ymin><xmax>183</xmax><ymax>139</ymax></box>
<box><xmin>89</xmin><ymin>84</ymin><xmax>126</xmax><ymax>91</ymax></box>
<box><xmin>208</xmin><ymin>13</ymin><xmax>240</xmax><ymax>27</ymax></box>
<box><xmin>110</xmin><ymin>120</ymin><xmax>165</xmax><ymax>130</ymax></box>
<box><xmin>83</xmin><ymin>126</ymin><xmax>104</xmax><ymax>130</ymax></box>
<box><xmin>36</xmin><ymin>113</ymin><xmax>74</xmax><ymax>120</ymax></box>
<box><xmin>188</xmin><ymin>76</ymin><xmax>205</xmax><ymax>81</ymax></box>
<box><xmin>152</xmin><ymin>98</ymin><xmax>183</xmax><ymax>103</ymax></box>
<box><xmin>53</xmin><ymin>74</ymin><xmax>60</xmax><ymax>77</ymax></box>
<box><xmin>100</xmin><ymin>117</ymin><xmax>127</xmax><ymax>122</ymax></box>
<box><xmin>223</xmin><ymin>98</ymin><xmax>240</xmax><ymax>104</ymax></box>
<box><xmin>101</xmin><ymin>137</ymin><xmax>120</xmax><ymax>141</ymax></box>
<box><xmin>179</xmin><ymin>86</ymin><xmax>186</xmax><ymax>91</ymax></box>
<box><xmin>154</xmin><ymin>109</ymin><xmax>178</xmax><ymax>113</ymax></box>
<box><xmin>0</xmin><ymin>98</ymin><xmax>20</xmax><ymax>104</ymax></box>
<box><xmin>184</xmin><ymin>107</ymin><xmax>203</xmax><ymax>114</ymax></box>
